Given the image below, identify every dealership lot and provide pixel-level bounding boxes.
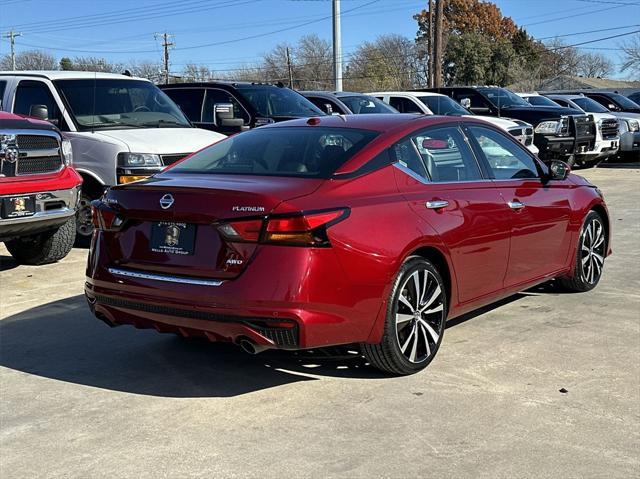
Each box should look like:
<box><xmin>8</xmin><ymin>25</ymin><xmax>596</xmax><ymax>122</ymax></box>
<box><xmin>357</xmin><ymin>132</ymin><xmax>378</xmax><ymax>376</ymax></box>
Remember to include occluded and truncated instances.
<box><xmin>1</xmin><ymin>166</ymin><xmax>638</xmax><ymax>478</ymax></box>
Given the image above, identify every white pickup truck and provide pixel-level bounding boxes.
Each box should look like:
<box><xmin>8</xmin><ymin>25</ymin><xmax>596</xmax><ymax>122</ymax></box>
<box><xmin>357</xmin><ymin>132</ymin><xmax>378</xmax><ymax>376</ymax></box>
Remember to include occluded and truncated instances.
<box><xmin>369</xmin><ymin>91</ymin><xmax>539</xmax><ymax>156</ymax></box>
<box><xmin>0</xmin><ymin>71</ymin><xmax>225</xmax><ymax>241</ymax></box>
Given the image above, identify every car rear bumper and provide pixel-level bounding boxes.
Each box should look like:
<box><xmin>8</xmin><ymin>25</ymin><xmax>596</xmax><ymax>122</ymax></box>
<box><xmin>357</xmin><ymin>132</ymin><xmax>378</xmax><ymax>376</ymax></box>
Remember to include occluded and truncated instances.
<box><xmin>85</xmin><ymin>238</ymin><xmax>386</xmax><ymax>350</ymax></box>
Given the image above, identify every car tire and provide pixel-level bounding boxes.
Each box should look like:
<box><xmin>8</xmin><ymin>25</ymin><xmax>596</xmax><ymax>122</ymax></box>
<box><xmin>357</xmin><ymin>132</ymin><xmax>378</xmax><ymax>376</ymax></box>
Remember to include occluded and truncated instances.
<box><xmin>74</xmin><ymin>192</ymin><xmax>94</xmax><ymax>247</ymax></box>
<box><xmin>5</xmin><ymin>216</ymin><xmax>76</xmax><ymax>265</ymax></box>
<box><xmin>362</xmin><ymin>257</ymin><xmax>447</xmax><ymax>375</ymax></box>
<box><xmin>557</xmin><ymin>210</ymin><xmax>606</xmax><ymax>292</ymax></box>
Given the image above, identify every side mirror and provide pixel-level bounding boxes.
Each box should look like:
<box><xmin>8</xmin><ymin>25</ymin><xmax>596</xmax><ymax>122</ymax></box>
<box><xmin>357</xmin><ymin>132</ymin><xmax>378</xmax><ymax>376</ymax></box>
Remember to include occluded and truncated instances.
<box><xmin>213</xmin><ymin>103</ymin><xmax>245</xmax><ymax>129</ymax></box>
<box><xmin>29</xmin><ymin>104</ymin><xmax>49</xmax><ymax>120</ymax></box>
<box><xmin>547</xmin><ymin>160</ymin><xmax>570</xmax><ymax>181</ymax></box>
<box><xmin>607</xmin><ymin>103</ymin><xmax>619</xmax><ymax>111</ymax></box>
<box><xmin>460</xmin><ymin>98</ymin><xmax>471</xmax><ymax>109</ymax></box>
<box><xmin>323</xmin><ymin>103</ymin><xmax>334</xmax><ymax>115</ymax></box>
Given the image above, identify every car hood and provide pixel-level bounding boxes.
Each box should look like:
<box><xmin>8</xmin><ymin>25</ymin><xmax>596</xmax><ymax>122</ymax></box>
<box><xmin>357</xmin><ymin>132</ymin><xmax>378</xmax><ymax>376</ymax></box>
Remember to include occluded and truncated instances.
<box><xmin>93</xmin><ymin>127</ymin><xmax>225</xmax><ymax>154</ymax></box>
<box><xmin>609</xmin><ymin>111</ymin><xmax>640</xmax><ymax>120</ymax></box>
<box><xmin>499</xmin><ymin>106</ymin><xmax>584</xmax><ymax>116</ymax></box>
<box><xmin>468</xmin><ymin>115</ymin><xmax>518</xmax><ymax>128</ymax></box>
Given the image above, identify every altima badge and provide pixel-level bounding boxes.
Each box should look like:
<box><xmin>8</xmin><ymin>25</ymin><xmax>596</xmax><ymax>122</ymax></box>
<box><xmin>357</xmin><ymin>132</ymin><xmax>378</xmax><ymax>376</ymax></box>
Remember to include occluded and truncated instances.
<box><xmin>159</xmin><ymin>194</ymin><xmax>174</xmax><ymax>209</ymax></box>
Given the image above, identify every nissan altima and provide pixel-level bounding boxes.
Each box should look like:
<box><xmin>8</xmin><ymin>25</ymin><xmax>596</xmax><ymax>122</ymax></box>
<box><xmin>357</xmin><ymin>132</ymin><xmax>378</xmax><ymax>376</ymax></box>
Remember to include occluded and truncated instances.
<box><xmin>85</xmin><ymin>114</ymin><xmax>610</xmax><ymax>375</ymax></box>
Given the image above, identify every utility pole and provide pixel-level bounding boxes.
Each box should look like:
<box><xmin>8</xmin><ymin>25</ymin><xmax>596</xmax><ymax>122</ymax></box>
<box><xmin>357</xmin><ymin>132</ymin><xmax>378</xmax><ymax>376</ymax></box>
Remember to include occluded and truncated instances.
<box><xmin>427</xmin><ymin>0</ymin><xmax>434</xmax><ymax>88</ymax></box>
<box><xmin>332</xmin><ymin>0</ymin><xmax>342</xmax><ymax>91</ymax></box>
<box><xmin>3</xmin><ymin>30</ymin><xmax>22</xmax><ymax>71</ymax></box>
<box><xmin>155</xmin><ymin>32</ymin><xmax>174</xmax><ymax>85</ymax></box>
<box><xmin>286</xmin><ymin>47</ymin><xmax>294</xmax><ymax>88</ymax></box>
<box><xmin>433</xmin><ymin>0</ymin><xmax>444</xmax><ymax>88</ymax></box>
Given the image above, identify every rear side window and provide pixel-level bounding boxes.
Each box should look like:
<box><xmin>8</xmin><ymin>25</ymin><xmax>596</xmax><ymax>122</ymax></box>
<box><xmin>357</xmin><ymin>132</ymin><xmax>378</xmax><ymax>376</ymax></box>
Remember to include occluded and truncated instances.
<box><xmin>164</xmin><ymin>88</ymin><xmax>204</xmax><ymax>122</ymax></box>
<box><xmin>13</xmin><ymin>80</ymin><xmax>63</xmax><ymax>127</ymax></box>
<box><xmin>409</xmin><ymin>126</ymin><xmax>482</xmax><ymax>182</ymax></box>
<box><xmin>168</xmin><ymin>126</ymin><xmax>379</xmax><ymax>178</ymax></box>
<box><xmin>468</xmin><ymin>125</ymin><xmax>539</xmax><ymax>180</ymax></box>
<box><xmin>203</xmin><ymin>88</ymin><xmax>249</xmax><ymax>124</ymax></box>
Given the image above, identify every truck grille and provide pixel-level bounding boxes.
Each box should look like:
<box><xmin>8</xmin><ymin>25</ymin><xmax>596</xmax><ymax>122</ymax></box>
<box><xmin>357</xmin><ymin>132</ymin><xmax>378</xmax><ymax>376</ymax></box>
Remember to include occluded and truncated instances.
<box><xmin>508</xmin><ymin>127</ymin><xmax>534</xmax><ymax>147</ymax></box>
<box><xmin>16</xmin><ymin>135</ymin><xmax>59</xmax><ymax>150</ymax></box>
<box><xmin>600</xmin><ymin>119</ymin><xmax>619</xmax><ymax>140</ymax></box>
<box><xmin>161</xmin><ymin>153</ymin><xmax>189</xmax><ymax>166</ymax></box>
<box><xmin>16</xmin><ymin>156</ymin><xmax>63</xmax><ymax>175</ymax></box>
<box><xmin>574</xmin><ymin>115</ymin><xmax>594</xmax><ymax>138</ymax></box>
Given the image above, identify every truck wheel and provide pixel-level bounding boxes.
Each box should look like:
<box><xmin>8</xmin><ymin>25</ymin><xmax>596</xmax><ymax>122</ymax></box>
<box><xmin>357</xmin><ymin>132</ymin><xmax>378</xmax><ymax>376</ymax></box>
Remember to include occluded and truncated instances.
<box><xmin>75</xmin><ymin>192</ymin><xmax>94</xmax><ymax>246</ymax></box>
<box><xmin>5</xmin><ymin>216</ymin><xmax>76</xmax><ymax>265</ymax></box>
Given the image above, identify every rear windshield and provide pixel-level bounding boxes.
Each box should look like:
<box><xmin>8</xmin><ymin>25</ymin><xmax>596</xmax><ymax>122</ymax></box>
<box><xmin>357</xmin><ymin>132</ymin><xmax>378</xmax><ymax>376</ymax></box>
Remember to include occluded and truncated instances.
<box><xmin>167</xmin><ymin>126</ymin><xmax>379</xmax><ymax>178</ymax></box>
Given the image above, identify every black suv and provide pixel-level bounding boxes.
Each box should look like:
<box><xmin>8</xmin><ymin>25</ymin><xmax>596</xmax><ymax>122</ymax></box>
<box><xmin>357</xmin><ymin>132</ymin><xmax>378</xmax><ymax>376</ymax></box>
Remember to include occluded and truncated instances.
<box><xmin>420</xmin><ymin>86</ymin><xmax>596</xmax><ymax>163</ymax></box>
<box><xmin>562</xmin><ymin>91</ymin><xmax>640</xmax><ymax>114</ymax></box>
<box><xmin>160</xmin><ymin>82</ymin><xmax>324</xmax><ymax>134</ymax></box>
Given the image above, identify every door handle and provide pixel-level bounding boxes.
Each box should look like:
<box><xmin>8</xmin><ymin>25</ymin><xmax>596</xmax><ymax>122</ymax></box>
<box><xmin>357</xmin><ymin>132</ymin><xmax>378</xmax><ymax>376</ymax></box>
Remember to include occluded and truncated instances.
<box><xmin>508</xmin><ymin>200</ymin><xmax>525</xmax><ymax>210</ymax></box>
<box><xmin>426</xmin><ymin>200</ymin><xmax>449</xmax><ymax>210</ymax></box>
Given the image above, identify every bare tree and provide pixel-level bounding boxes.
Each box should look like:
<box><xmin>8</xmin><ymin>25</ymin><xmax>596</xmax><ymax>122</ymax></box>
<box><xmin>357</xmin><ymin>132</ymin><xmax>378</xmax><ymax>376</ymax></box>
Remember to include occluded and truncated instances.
<box><xmin>182</xmin><ymin>63</ymin><xmax>214</xmax><ymax>82</ymax></box>
<box><xmin>126</xmin><ymin>60</ymin><xmax>162</xmax><ymax>82</ymax></box>
<box><xmin>0</xmin><ymin>50</ymin><xmax>57</xmax><ymax>70</ymax></box>
<box><xmin>68</xmin><ymin>56</ymin><xmax>124</xmax><ymax>73</ymax></box>
<box><xmin>544</xmin><ymin>38</ymin><xmax>581</xmax><ymax>77</ymax></box>
<box><xmin>345</xmin><ymin>34</ymin><xmax>419</xmax><ymax>91</ymax></box>
<box><xmin>620</xmin><ymin>33</ymin><xmax>640</xmax><ymax>77</ymax></box>
<box><xmin>577</xmin><ymin>52</ymin><xmax>614</xmax><ymax>78</ymax></box>
<box><xmin>262</xmin><ymin>43</ymin><xmax>292</xmax><ymax>84</ymax></box>
<box><xmin>295</xmin><ymin>34</ymin><xmax>333</xmax><ymax>90</ymax></box>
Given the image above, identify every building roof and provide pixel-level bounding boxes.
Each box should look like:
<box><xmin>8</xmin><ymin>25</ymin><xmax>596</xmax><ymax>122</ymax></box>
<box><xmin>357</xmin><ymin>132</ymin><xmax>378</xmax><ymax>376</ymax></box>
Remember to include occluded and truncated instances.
<box><xmin>537</xmin><ymin>75</ymin><xmax>640</xmax><ymax>92</ymax></box>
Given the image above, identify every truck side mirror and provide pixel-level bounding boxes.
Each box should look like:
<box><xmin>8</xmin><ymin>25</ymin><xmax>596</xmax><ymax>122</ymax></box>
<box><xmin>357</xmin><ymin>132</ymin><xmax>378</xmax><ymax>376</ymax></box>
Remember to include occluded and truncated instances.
<box><xmin>323</xmin><ymin>103</ymin><xmax>334</xmax><ymax>115</ymax></box>
<box><xmin>213</xmin><ymin>103</ymin><xmax>245</xmax><ymax>130</ymax></box>
<box><xmin>29</xmin><ymin>104</ymin><xmax>49</xmax><ymax>120</ymax></box>
<box><xmin>460</xmin><ymin>98</ymin><xmax>471</xmax><ymax>109</ymax></box>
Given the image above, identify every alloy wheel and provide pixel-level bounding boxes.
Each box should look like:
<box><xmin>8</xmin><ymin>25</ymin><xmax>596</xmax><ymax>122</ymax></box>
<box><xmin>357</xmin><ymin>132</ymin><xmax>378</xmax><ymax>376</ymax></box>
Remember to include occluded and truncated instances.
<box><xmin>395</xmin><ymin>268</ymin><xmax>445</xmax><ymax>364</ymax></box>
<box><xmin>580</xmin><ymin>216</ymin><xmax>605</xmax><ymax>284</ymax></box>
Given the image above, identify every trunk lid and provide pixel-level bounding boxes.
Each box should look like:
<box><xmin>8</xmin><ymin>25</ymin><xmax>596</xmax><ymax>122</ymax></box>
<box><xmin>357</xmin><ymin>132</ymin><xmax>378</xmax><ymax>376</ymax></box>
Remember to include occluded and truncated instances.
<box><xmin>102</xmin><ymin>173</ymin><xmax>323</xmax><ymax>279</ymax></box>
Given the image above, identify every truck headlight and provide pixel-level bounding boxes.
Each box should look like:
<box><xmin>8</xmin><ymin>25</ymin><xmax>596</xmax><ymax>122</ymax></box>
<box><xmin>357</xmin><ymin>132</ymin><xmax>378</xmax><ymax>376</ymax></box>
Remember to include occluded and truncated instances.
<box><xmin>628</xmin><ymin>120</ymin><xmax>639</xmax><ymax>132</ymax></box>
<box><xmin>535</xmin><ymin>120</ymin><xmax>562</xmax><ymax>135</ymax></box>
<box><xmin>61</xmin><ymin>139</ymin><xmax>73</xmax><ymax>165</ymax></box>
<box><xmin>118</xmin><ymin>152</ymin><xmax>162</xmax><ymax>167</ymax></box>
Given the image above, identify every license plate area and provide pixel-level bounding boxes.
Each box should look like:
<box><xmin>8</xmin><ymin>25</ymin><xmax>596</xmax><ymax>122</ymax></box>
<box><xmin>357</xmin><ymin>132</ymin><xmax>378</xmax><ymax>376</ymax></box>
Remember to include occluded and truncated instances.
<box><xmin>150</xmin><ymin>222</ymin><xmax>196</xmax><ymax>255</ymax></box>
<box><xmin>2</xmin><ymin>195</ymin><xmax>36</xmax><ymax>218</ymax></box>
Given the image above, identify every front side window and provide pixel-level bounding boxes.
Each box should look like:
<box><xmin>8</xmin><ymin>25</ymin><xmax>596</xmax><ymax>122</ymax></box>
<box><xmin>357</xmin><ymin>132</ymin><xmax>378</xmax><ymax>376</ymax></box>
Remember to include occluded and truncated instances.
<box><xmin>468</xmin><ymin>125</ymin><xmax>539</xmax><ymax>180</ymax></box>
<box><xmin>306</xmin><ymin>96</ymin><xmax>343</xmax><ymax>115</ymax></box>
<box><xmin>418</xmin><ymin>95</ymin><xmax>469</xmax><ymax>116</ymax></box>
<box><xmin>163</xmin><ymin>88</ymin><xmax>205</xmax><ymax>122</ymax></box>
<box><xmin>0</xmin><ymin>80</ymin><xmax>6</xmax><ymax>108</ymax></box>
<box><xmin>14</xmin><ymin>80</ymin><xmax>63</xmax><ymax>127</ymax></box>
<box><xmin>526</xmin><ymin>96</ymin><xmax>560</xmax><ymax>107</ymax></box>
<box><xmin>54</xmin><ymin>79</ymin><xmax>190</xmax><ymax>130</ymax></box>
<box><xmin>234</xmin><ymin>86</ymin><xmax>323</xmax><ymax>118</ymax></box>
<box><xmin>202</xmin><ymin>88</ymin><xmax>249</xmax><ymax>123</ymax></box>
<box><xmin>167</xmin><ymin>126</ymin><xmax>378</xmax><ymax>179</ymax></box>
<box><xmin>477</xmin><ymin>88</ymin><xmax>530</xmax><ymax>109</ymax></box>
<box><xmin>340</xmin><ymin>95</ymin><xmax>397</xmax><ymax>114</ymax></box>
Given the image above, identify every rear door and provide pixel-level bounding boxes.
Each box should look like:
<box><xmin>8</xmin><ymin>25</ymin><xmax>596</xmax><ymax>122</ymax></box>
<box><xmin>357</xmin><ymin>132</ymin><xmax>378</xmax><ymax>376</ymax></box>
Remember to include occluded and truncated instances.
<box><xmin>392</xmin><ymin>124</ymin><xmax>512</xmax><ymax>304</ymax></box>
<box><xmin>466</xmin><ymin>124</ymin><xmax>573</xmax><ymax>287</ymax></box>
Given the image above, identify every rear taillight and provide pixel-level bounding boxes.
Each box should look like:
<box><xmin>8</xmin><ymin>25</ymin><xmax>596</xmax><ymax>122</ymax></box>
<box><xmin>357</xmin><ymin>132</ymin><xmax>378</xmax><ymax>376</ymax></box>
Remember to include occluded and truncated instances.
<box><xmin>217</xmin><ymin>208</ymin><xmax>349</xmax><ymax>247</ymax></box>
<box><xmin>91</xmin><ymin>200</ymin><xmax>123</xmax><ymax>231</ymax></box>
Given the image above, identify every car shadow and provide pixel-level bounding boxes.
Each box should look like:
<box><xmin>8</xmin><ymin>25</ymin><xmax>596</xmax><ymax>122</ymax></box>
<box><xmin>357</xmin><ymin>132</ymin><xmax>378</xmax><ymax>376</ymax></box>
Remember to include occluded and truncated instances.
<box><xmin>0</xmin><ymin>254</ymin><xmax>19</xmax><ymax>272</ymax></box>
<box><xmin>0</xmin><ymin>283</ymin><xmax>558</xmax><ymax>398</ymax></box>
<box><xmin>0</xmin><ymin>295</ymin><xmax>388</xmax><ymax>398</ymax></box>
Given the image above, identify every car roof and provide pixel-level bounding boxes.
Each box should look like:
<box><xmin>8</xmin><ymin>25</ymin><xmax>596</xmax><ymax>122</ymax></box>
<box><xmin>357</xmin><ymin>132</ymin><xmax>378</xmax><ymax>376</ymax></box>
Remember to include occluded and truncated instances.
<box><xmin>546</xmin><ymin>94</ymin><xmax>583</xmax><ymax>100</ymax></box>
<box><xmin>368</xmin><ymin>91</ymin><xmax>446</xmax><ymax>98</ymax></box>
<box><xmin>0</xmin><ymin>70</ymin><xmax>148</xmax><ymax>81</ymax></box>
<box><xmin>161</xmin><ymin>81</ymin><xmax>284</xmax><ymax>89</ymax></box>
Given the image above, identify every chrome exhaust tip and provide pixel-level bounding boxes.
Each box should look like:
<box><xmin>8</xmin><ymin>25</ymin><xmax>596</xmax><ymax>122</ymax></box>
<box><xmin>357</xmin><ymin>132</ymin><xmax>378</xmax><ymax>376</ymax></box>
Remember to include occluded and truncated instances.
<box><xmin>238</xmin><ymin>338</ymin><xmax>268</xmax><ymax>355</ymax></box>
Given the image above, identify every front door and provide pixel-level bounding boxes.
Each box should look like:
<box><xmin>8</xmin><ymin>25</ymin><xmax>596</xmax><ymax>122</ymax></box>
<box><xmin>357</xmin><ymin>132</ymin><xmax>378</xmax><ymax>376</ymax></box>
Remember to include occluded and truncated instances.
<box><xmin>466</xmin><ymin>124</ymin><xmax>573</xmax><ymax>287</ymax></box>
<box><xmin>392</xmin><ymin>124</ymin><xmax>512</xmax><ymax>304</ymax></box>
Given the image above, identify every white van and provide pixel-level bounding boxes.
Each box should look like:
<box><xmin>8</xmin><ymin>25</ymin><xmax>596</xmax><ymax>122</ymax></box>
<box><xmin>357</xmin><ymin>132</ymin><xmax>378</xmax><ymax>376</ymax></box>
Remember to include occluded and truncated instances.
<box><xmin>0</xmin><ymin>71</ymin><xmax>225</xmax><ymax>239</ymax></box>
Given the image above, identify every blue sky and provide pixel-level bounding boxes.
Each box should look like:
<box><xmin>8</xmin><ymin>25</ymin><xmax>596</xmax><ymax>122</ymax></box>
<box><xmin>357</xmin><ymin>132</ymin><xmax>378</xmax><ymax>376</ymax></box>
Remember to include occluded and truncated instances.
<box><xmin>1</xmin><ymin>0</ymin><xmax>639</xmax><ymax>78</ymax></box>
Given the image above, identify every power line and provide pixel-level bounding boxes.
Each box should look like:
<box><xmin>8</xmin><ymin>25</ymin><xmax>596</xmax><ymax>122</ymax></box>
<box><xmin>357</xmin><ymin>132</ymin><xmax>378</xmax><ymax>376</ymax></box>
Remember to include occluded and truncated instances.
<box><xmin>547</xmin><ymin>29</ymin><xmax>640</xmax><ymax>50</ymax></box>
<box><xmin>537</xmin><ymin>24</ymin><xmax>640</xmax><ymax>40</ymax></box>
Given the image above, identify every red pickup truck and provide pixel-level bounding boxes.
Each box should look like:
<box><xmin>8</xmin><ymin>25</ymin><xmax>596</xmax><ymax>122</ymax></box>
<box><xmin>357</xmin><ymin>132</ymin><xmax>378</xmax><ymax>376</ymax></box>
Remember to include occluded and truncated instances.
<box><xmin>0</xmin><ymin>112</ymin><xmax>82</xmax><ymax>264</ymax></box>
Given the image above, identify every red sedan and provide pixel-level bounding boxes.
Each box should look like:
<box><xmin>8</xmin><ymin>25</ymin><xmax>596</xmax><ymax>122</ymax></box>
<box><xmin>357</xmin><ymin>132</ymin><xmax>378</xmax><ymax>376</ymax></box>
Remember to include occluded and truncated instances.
<box><xmin>85</xmin><ymin>114</ymin><xmax>610</xmax><ymax>375</ymax></box>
